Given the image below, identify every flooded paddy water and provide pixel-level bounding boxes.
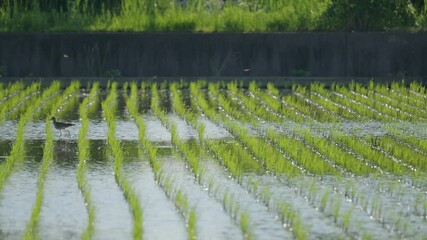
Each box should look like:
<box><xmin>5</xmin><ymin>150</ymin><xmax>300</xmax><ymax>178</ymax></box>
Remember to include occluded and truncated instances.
<box><xmin>0</xmin><ymin>80</ymin><xmax>426</xmax><ymax>239</ymax></box>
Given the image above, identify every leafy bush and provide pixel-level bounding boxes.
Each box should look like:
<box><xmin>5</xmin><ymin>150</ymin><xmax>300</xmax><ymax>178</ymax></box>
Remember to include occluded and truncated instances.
<box><xmin>319</xmin><ymin>0</ymin><xmax>419</xmax><ymax>31</ymax></box>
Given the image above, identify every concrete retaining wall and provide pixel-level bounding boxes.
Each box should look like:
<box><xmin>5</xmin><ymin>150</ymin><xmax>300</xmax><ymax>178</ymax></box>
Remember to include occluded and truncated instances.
<box><xmin>0</xmin><ymin>32</ymin><xmax>426</xmax><ymax>78</ymax></box>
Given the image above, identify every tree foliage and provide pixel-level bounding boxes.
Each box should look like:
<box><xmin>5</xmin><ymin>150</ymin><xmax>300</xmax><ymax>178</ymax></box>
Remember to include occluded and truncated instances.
<box><xmin>320</xmin><ymin>0</ymin><xmax>423</xmax><ymax>31</ymax></box>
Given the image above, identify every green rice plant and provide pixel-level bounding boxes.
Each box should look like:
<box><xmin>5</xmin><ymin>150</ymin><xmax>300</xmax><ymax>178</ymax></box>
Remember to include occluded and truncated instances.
<box><xmin>387</xmin><ymin>127</ymin><xmax>427</xmax><ymax>157</ymax></box>
<box><xmin>367</xmin><ymin>135</ymin><xmax>427</xmax><ymax>172</ymax></box>
<box><xmin>23</xmin><ymin>118</ymin><xmax>54</xmax><ymax>240</ymax></box>
<box><xmin>331</xmin><ymin>84</ymin><xmax>393</xmax><ymax>121</ymax></box>
<box><xmin>33</xmin><ymin>81</ymin><xmax>62</xmax><ymax>119</ymax></box>
<box><xmin>297</xmin><ymin>129</ymin><xmax>376</xmax><ymax>175</ymax></box>
<box><xmin>77</xmin><ymin>83</ymin><xmax>98</xmax><ymax>240</ymax></box>
<box><xmin>157</xmin><ymin>174</ymin><xmax>198</xmax><ymax>240</ymax></box>
<box><xmin>0</xmin><ymin>81</ymin><xmax>24</xmax><ymax>103</ymax></box>
<box><xmin>191</xmin><ymin>82</ymin><xmax>302</xmax><ymax>176</ymax></box>
<box><xmin>266</xmin><ymin>129</ymin><xmax>338</xmax><ymax>175</ymax></box>
<box><xmin>423</xmin><ymin>198</ymin><xmax>427</xmax><ymax>221</ymax></box>
<box><xmin>320</xmin><ymin>188</ymin><xmax>330</xmax><ymax>212</ymax></box>
<box><xmin>47</xmin><ymin>81</ymin><xmax>81</xmax><ymax>119</ymax></box>
<box><xmin>249</xmin><ymin>82</ymin><xmax>307</xmax><ymax>122</ymax></box>
<box><xmin>309</xmin><ymin>82</ymin><xmax>365</xmax><ymax>121</ymax></box>
<box><xmin>188</xmin><ymin>208</ymin><xmax>197</xmax><ymax>240</ymax></box>
<box><xmin>125</xmin><ymin>82</ymin><xmax>161</xmax><ymax>176</ymax></box>
<box><xmin>239</xmin><ymin>211</ymin><xmax>254</xmax><ymax>240</ymax></box>
<box><xmin>153</xmin><ymin>83</ymin><xmax>205</xmax><ymax>182</ymax></box>
<box><xmin>150</xmin><ymin>83</ymin><xmax>170</xmax><ymax>127</ymax></box>
<box><xmin>178</xmin><ymin>81</ymin><xmax>314</xmax><ymax>239</ymax></box>
<box><xmin>276</xmin><ymin>199</ymin><xmax>307</xmax><ymax>240</ymax></box>
<box><xmin>0</xmin><ymin>88</ymin><xmax>45</xmax><ymax>192</ymax></box>
<box><xmin>102</xmin><ymin>82</ymin><xmax>143</xmax><ymax>240</ymax></box>
<box><xmin>367</xmin><ymin>83</ymin><xmax>427</xmax><ymax>120</ymax></box>
<box><xmin>208</xmin><ymin>83</ymin><xmax>255</xmax><ymax>124</ymax></box>
<box><xmin>350</xmin><ymin>84</ymin><xmax>416</xmax><ymax>121</ymax></box>
<box><xmin>292</xmin><ymin>84</ymin><xmax>340</xmax><ymax>122</ymax></box>
<box><xmin>342</xmin><ymin>209</ymin><xmax>352</xmax><ymax>234</ymax></box>
<box><xmin>332</xmin><ymin>197</ymin><xmax>341</xmax><ymax>223</ymax></box>
<box><xmin>0</xmin><ymin>82</ymin><xmax>41</xmax><ymax>121</ymax></box>
<box><xmin>331</xmin><ymin>132</ymin><xmax>408</xmax><ymax>175</ymax></box>
<box><xmin>226</xmin><ymin>81</ymin><xmax>282</xmax><ymax>123</ymax></box>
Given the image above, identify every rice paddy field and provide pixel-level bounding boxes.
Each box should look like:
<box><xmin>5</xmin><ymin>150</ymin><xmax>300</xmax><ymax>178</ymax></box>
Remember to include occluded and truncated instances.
<box><xmin>0</xmin><ymin>80</ymin><xmax>426</xmax><ymax>240</ymax></box>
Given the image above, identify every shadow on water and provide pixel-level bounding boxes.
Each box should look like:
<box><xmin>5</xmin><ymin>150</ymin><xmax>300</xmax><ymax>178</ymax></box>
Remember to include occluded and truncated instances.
<box><xmin>0</xmin><ymin>141</ymin><xmax>12</xmax><ymax>164</ymax></box>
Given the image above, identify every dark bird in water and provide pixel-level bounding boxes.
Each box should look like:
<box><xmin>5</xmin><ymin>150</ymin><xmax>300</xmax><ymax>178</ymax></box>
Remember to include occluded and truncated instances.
<box><xmin>51</xmin><ymin>117</ymin><xmax>74</xmax><ymax>137</ymax></box>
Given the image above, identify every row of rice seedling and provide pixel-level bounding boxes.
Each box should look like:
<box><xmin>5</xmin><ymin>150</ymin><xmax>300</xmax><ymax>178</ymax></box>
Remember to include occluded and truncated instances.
<box><xmin>303</xmin><ymin>83</ymin><xmax>365</xmax><ymax>121</ymax></box>
<box><xmin>125</xmin><ymin>82</ymin><xmax>197</xmax><ymax>240</ymax></box>
<box><xmin>23</xmin><ymin>81</ymin><xmax>85</xmax><ymax>240</ymax></box>
<box><xmin>126</xmin><ymin>83</ymin><xmax>159</xmax><ymax>174</ymax></box>
<box><xmin>0</xmin><ymin>82</ymin><xmax>41</xmax><ymax>121</ymax></box>
<box><xmin>367</xmin><ymin>135</ymin><xmax>426</xmax><ymax>172</ymax></box>
<box><xmin>256</xmin><ymin>82</ymin><xmax>422</xmax><ymax>176</ymax></box>
<box><xmin>183</xmin><ymin>82</ymin><xmax>317</xmax><ymax>239</ymax></box>
<box><xmin>362</xmin><ymin>82</ymin><xmax>427</xmax><ymax>119</ymax></box>
<box><xmin>0</xmin><ymin>81</ymin><xmax>61</xmax><ymax>193</ymax></box>
<box><xmin>198</xmin><ymin>85</ymin><xmax>359</xmax><ymax>239</ymax></box>
<box><xmin>102</xmin><ymin>82</ymin><xmax>143</xmax><ymax>240</ymax></box>
<box><xmin>160</xmin><ymin>175</ymin><xmax>198</xmax><ymax>240</ymax></box>
<box><xmin>249</xmin><ymin>82</ymin><xmax>310</xmax><ymax>122</ymax></box>
<box><xmin>386</xmin><ymin>126</ymin><xmax>427</xmax><ymax>156</ymax></box>
<box><xmin>32</xmin><ymin>81</ymin><xmax>62</xmax><ymax>120</ymax></box>
<box><xmin>208</xmin><ymin>82</ymin><xmax>341</xmax><ymax>175</ymax></box>
<box><xmin>322</xmin><ymin>84</ymin><xmax>393</xmax><ymax>121</ymax></box>
<box><xmin>331</xmin><ymin>133</ymin><xmax>412</xmax><ymax>174</ymax></box>
<box><xmin>192</xmin><ymin>81</ymin><xmax>423</xmax><ymax>239</ymax></box>
<box><xmin>333</xmin><ymin>83</ymin><xmax>398</xmax><ymax>121</ymax></box>
<box><xmin>161</xmin><ymin>83</ymin><xmax>263</xmax><ymax>240</ymax></box>
<box><xmin>268</xmin><ymin>83</ymin><xmax>327</xmax><ymax>122</ymax></box>
<box><xmin>291</xmin><ymin>85</ymin><xmax>343</xmax><ymax>122</ymax></box>
<box><xmin>346</xmin><ymin>82</ymin><xmax>418</xmax><ymax>121</ymax></box>
<box><xmin>173</xmin><ymin>83</ymin><xmax>293</xmax><ymax>240</ymax></box>
<box><xmin>294</xmin><ymin>129</ymin><xmax>378</xmax><ymax>175</ymax></box>
<box><xmin>226</xmin><ymin>82</ymin><xmax>283</xmax><ymax>123</ymax></box>
<box><xmin>0</xmin><ymin>81</ymin><xmax>25</xmax><ymax>105</ymax></box>
<box><xmin>77</xmin><ymin>82</ymin><xmax>100</xmax><ymax>240</ymax></box>
<box><xmin>191</xmin><ymin>82</ymin><xmax>302</xmax><ymax>175</ymax></box>
<box><xmin>23</xmin><ymin>117</ymin><xmax>54</xmax><ymax>240</ymax></box>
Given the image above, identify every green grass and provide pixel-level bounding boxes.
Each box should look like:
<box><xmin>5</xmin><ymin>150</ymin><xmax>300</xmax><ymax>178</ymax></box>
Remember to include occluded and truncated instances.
<box><xmin>0</xmin><ymin>0</ymin><xmax>330</xmax><ymax>32</ymax></box>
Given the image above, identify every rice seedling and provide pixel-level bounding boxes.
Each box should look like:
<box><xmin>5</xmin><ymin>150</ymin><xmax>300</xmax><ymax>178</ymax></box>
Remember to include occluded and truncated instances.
<box><xmin>76</xmin><ymin>83</ymin><xmax>99</xmax><ymax>240</ymax></box>
<box><xmin>261</xmin><ymin>83</ymin><xmax>310</xmax><ymax>122</ymax></box>
<box><xmin>23</xmin><ymin>118</ymin><xmax>54</xmax><ymax>240</ymax></box>
<box><xmin>295</xmin><ymin>128</ymin><xmax>377</xmax><ymax>175</ymax></box>
<box><xmin>342</xmin><ymin>209</ymin><xmax>352</xmax><ymax>234</ymax></box>
<box><xmin>156</xmin><ymin>171</ymin><xmax>199</xmax><ymax>240</ymax></box>
<box><xmin>309</xmin><ymin>82</ymin><xmax>366</xmax><ymax>121</ymax></box>
<box><xmin>226</xmin><ymin>81</ymin><xmax>282</xmax><ymax>123</ymax></box>
<box><xmin>0</xmin><ymin>82</ymin><xmax>59</xmax><ymax>192</ymax></box>
<box><xmin>191</xmin><ymin>82</ymin><xmax>302</xmax><ymax>176</ymax></box>
<box><xmin>1</xmin><ymin>80</ymin><xmax>427</xmax><ymax>239</ymax></box>
<box><xmin>0</xmin><ymin>82</ymin><xmax>41</xmax><ymax>121</ymax></box>
<box><xmin>102</xmin><ymin>82</ymin><xmax>143</xmax><ymax>240</ymax></box>
<box><xmin>177</xmin><ymin>82</ymin><xmax>314</xmax><ymax>239</ymax></box>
